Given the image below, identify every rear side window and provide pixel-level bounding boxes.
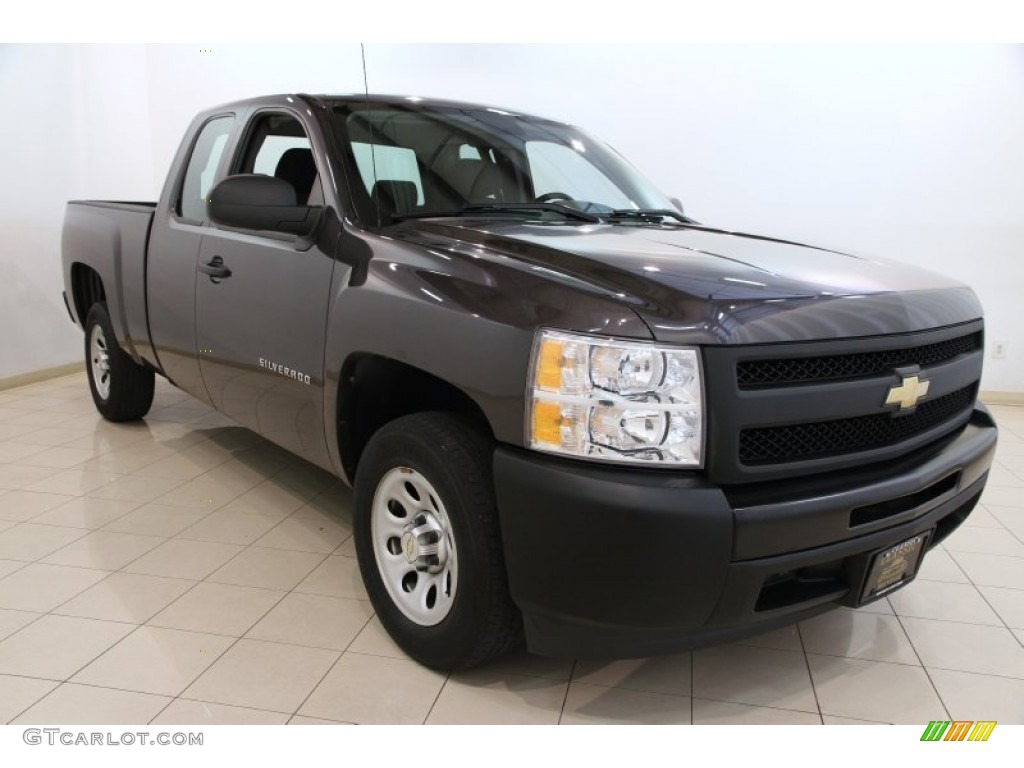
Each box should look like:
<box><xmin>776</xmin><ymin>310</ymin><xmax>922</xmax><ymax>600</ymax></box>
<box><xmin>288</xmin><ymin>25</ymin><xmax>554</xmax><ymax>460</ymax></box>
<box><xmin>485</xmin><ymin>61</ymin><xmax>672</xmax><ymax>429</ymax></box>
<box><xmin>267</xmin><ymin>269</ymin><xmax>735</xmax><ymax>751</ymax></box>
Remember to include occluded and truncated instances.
<box><xmin>178</xmin><ymin>116</ymin><xmax>234</xmax><ymax>222</ymax></box>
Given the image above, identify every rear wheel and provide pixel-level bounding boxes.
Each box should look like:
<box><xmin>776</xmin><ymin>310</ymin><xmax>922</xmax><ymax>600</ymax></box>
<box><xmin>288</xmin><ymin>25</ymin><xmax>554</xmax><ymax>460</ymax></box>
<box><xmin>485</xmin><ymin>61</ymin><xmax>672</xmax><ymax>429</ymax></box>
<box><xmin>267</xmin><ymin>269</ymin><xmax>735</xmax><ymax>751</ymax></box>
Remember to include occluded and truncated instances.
<box><xmin>354</xmin><ymin>412</ymin><xmax>522</xmax><ymax>670</ymax></box>
<box><xmin>84</xmin><ymin>303</ymin><xmax>154</xmax><ymax>422</ymax></box>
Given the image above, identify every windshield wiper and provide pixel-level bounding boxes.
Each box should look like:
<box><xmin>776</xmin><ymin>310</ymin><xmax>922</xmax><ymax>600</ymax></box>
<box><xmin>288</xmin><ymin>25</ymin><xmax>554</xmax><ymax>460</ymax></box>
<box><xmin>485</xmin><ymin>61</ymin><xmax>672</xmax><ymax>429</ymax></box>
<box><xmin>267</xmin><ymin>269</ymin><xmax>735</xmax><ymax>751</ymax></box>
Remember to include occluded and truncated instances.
<box><xmin>604</xmin><ymin>208</ymin><xmax>695</xmax><ymax>224</ymax></box>
<box><xmin>394</xmin><ymin>202</ymin><xmax>601</xmax><ymax>223</ymax></box>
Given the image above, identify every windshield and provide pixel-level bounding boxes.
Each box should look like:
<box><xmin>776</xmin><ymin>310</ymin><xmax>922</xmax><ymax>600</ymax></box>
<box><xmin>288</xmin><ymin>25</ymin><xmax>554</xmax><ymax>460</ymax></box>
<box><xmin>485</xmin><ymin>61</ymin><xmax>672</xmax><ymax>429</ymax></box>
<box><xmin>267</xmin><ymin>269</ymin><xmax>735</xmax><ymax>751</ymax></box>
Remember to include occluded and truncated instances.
<box><xmin>330</xmin><ymin>101</ymin><xmax>677</xmax><ymax>226</ymax></box>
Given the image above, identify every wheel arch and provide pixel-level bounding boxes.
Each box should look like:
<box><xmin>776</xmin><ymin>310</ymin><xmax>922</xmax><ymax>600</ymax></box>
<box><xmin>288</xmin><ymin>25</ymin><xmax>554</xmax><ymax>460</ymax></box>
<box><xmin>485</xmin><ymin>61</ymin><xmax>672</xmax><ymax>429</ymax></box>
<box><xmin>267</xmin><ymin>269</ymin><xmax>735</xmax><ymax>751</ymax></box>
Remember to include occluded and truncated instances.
<box><xmin>70</xmin><ymin>262</ymin><xmax>107</xmax><ymax>327</ymax></box>
<box><xmin>336</xmin><ymin>353</ymin><xmax>494</xmax><ymax>482</ymax></box>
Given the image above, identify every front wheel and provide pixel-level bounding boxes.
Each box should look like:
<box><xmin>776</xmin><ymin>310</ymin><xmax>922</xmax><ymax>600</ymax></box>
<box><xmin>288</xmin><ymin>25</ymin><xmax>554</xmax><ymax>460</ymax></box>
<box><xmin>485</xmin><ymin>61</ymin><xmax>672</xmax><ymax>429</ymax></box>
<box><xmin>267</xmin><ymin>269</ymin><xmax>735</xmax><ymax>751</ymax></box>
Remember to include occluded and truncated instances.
<box><xmin>84</xmin><ymin>303</ymin><xmax>154</xmax><ymax>422</ymax></box>
<box><xmin>353</xmin><ymin>412</ymin><xmax>522</xmax><ymax>670</ymax></box>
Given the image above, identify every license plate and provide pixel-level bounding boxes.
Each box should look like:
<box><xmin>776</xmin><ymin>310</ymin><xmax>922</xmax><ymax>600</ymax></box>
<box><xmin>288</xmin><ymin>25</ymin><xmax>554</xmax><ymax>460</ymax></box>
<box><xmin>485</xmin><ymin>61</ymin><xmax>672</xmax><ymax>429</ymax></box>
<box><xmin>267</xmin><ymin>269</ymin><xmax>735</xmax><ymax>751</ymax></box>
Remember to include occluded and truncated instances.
<box><xmin>859</xmin><ymin>533</ymin><xmax>929</xmax><ymax>603</ymax></box>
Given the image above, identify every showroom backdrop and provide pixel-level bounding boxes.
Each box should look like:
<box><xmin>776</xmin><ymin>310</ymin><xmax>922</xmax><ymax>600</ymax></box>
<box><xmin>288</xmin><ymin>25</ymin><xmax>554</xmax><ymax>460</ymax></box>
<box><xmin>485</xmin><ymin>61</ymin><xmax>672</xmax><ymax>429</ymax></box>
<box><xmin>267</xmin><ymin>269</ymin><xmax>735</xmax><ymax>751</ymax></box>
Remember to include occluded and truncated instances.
<box><xmin>1</xmin><ymin>44</ymin><xmax>1022</xmax><ymax>393</ymax></box>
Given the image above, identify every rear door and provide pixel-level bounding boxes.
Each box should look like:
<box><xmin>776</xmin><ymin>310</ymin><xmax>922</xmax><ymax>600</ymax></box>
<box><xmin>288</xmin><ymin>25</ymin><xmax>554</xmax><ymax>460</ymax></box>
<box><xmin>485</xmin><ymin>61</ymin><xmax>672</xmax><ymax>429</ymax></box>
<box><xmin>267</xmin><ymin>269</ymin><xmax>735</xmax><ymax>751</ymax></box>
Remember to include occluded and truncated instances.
<box><xmin>195</xmin><ymin>109</ymin><xmax>336</xmax><ymax>467</ymax></box>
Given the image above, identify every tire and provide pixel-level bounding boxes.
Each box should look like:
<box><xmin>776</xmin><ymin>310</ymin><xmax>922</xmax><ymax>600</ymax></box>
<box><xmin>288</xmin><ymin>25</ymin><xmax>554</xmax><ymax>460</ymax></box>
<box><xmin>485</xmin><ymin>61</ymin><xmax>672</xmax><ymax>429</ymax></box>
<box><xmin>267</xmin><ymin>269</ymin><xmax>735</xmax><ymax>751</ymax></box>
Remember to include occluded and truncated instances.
<box><xmin>84</xmin><ymin>303</ymin><xmax>154</xmax><ymax>422</ymax></box>
<box><xmin>354</xmin><ymin>412</ymin><xmax>522</xmax><ymax>670</ymax></box>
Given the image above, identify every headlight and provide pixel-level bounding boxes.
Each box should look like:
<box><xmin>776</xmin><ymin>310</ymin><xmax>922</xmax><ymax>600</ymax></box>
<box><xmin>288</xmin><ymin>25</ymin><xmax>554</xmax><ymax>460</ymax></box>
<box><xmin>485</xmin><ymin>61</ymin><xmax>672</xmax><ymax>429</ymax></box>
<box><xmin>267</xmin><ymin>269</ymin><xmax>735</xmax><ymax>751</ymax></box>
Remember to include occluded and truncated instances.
<box><xmin>526</xmin><ymin>329</ymin><xmax>704</xmax><ymax>467</ymax></box>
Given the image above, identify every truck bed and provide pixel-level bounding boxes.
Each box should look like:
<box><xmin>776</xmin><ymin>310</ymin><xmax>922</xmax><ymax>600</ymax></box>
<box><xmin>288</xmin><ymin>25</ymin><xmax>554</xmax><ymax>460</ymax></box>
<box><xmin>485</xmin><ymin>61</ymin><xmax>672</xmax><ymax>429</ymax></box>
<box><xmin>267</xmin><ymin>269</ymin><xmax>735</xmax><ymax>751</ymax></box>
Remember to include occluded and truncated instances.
<box><xmin>67</xmin><ymin>200</ymin><xmax>157</xmax><ymax>212</ymax></box>
<box><xmin>62</xmin><ymin>200</ymin><xmax>157</xmax><ymax>367</ymax></box>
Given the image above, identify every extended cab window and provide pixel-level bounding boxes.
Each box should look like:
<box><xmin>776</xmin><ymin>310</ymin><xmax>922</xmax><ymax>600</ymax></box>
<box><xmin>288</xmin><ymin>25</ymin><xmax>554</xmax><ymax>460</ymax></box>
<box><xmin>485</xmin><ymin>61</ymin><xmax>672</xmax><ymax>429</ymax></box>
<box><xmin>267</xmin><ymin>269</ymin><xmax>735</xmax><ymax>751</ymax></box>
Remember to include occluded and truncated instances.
<box><xmin>178</xmin><ymin>116</ymin><xmax>233</xmax><ymax>221</ymax></box>
<box><xmin>235</xmin><ymin>113</ymin><xmax>322</xmax><ymax>206</ymax></box>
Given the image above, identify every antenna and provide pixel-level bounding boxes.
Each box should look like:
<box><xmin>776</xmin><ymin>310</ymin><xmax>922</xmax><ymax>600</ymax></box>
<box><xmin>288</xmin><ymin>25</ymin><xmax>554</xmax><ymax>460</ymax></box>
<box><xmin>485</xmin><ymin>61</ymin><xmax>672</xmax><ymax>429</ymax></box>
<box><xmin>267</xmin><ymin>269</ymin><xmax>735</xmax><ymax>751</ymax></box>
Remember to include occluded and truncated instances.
<box><xmin>361</xmin><ymin>43</ymin><xmax>380</xmax><ymax>228</ymax></box>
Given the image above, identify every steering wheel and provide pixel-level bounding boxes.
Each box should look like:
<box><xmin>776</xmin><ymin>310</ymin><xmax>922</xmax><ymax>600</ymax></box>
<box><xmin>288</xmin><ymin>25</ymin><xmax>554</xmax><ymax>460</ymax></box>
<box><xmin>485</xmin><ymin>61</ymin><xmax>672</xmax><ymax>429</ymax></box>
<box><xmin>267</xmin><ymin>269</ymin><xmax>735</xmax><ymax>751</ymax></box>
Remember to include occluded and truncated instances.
<box><xmin>534</xmin><ymin>191</ymin><xmax>573</xmax><ymax>203</ymax></box>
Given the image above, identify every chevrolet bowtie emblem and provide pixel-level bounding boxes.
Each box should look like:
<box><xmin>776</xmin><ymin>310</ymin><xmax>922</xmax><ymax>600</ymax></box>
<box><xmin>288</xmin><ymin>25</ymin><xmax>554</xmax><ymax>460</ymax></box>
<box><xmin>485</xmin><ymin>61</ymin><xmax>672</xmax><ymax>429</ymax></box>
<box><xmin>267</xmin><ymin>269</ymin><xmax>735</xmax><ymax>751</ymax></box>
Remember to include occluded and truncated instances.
<box><xmin>885</xmin><ymin>372</ymin><xmax>930</xmax><ymax>412</ymax></box>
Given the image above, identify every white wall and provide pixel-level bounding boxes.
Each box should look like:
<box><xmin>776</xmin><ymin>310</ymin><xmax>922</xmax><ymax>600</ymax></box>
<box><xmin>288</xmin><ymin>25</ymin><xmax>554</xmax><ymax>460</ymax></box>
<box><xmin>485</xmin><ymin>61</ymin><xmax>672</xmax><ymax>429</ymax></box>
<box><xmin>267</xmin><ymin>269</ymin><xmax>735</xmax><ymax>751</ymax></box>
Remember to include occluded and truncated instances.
<box><xmin>2</xmin><ymin>44</ymin><xmax>1022</xmax><ymax>391</ymax></box>
<box><xmin>0</xmin><ymin>45</ymin><xmax>82</xmax><ymax>379</ymax></box>
<box><xmin>142</xmin><ymin>45</ymin><xmax>366</xmax><ymax>189</ymax></box>
<box><xmin>0</xmin><ymin>45</ymin><xmax>157</xmax><ymax>380</ymax></box>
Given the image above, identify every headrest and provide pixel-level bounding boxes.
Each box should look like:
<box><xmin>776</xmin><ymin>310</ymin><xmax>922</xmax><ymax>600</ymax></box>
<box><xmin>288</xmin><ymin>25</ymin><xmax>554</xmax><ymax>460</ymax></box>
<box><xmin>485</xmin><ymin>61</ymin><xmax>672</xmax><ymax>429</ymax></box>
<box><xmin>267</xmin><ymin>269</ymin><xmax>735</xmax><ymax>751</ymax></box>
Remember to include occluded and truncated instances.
<box><xmin>274</xmin><ymin>148</ymin><xmax>317</xmax><ymax>203</ymax></box>
<box><xmin>370</xmin><ymin>179</ymin><xmax>419</xmax><ymax>216</ymax></box>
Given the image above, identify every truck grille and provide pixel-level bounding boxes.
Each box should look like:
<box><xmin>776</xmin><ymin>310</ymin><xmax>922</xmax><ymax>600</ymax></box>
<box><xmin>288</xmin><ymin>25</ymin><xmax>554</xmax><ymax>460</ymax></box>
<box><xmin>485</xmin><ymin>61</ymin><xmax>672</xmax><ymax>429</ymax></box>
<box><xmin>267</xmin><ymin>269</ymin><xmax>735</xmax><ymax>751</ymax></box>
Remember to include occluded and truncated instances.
<box><xmin>739</xmin><ymin>384</ymin><xmax>977</xmax><ymax>465</ymax></box>
<box><xmin>737</xmin><ymin>331</ymin><xmax>982</xmax><ymax>389</ymax></box>
<box><xmin>701</xmin><ymin>321</ymin><xmax>985</xmax><ymax>484</ymax></box>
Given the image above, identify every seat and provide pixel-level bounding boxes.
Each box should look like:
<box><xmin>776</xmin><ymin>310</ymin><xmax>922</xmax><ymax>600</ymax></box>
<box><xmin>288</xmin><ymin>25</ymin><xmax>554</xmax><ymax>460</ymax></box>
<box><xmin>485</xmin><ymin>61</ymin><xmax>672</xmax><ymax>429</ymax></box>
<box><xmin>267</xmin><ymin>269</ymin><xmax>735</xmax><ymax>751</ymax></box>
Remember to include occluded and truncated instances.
<box><xmin>471</xmin><ymin>162</ymin><xmax>513</xmax><ymax>202</ymax></box>
<box><xmin>370</xmin><ymin>180</ymin><xmax>419</xmax><ymax>225</ymax></box>
<box><xmin>446</xmin><ymin>158</ymin><xmax>484</xmax><ymax>201</ymax></box>
<box><xmin>274</xmin><ymin>148</ymin><xmax>317</xmax><ymax>205</ymax></box>
<box><xmin>444</xmin><ymin>158</ymin><xmax>513</xmax><ymax>204</ymax></box>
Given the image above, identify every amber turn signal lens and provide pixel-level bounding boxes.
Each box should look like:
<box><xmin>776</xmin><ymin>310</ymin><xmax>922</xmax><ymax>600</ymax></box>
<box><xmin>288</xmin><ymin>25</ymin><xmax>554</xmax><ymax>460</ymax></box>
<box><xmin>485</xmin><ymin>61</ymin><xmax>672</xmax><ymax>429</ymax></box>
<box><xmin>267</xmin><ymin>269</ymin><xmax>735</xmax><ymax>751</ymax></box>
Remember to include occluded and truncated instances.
<box><xmin>531</xmin><ymin>399</ymin><xmax>563</xmax><ymax>445</ymax></box>
<box><xmin>535</xmin><ymin>338</ymin><xmax>564</xmax><ymax>392</ymax></box>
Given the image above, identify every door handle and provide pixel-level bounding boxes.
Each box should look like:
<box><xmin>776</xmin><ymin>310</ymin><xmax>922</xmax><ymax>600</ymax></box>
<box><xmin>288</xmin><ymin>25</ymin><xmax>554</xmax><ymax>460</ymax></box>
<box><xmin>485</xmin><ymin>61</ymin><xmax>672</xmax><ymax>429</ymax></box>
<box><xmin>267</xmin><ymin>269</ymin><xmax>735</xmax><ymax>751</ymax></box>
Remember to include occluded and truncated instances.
<box><xmin>199</xmin><ymin>256</ymin><xmax>232</xmax><ymax>283</ymax></box>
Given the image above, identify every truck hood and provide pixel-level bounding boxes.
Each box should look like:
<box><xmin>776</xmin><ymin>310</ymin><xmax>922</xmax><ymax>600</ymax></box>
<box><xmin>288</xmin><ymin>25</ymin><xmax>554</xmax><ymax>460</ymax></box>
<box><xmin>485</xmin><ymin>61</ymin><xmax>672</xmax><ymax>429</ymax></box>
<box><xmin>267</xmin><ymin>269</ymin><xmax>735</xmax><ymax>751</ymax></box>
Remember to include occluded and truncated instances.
<box><xmin>395</xmin><ymin>219</ymin><xmax>983</xmax><ymax>345</ymax></box>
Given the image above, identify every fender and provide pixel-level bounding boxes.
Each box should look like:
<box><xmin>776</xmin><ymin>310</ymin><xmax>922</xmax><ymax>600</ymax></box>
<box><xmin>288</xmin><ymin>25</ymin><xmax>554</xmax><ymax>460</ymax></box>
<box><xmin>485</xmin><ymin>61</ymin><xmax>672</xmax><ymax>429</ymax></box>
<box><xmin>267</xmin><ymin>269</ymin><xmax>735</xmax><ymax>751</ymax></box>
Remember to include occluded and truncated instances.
<box><xmin>62</xmin><ymin>201</ymin><xmax>152</xmax><ymax>365</ymax></box>
<box><xmin>321</xmin><ymin>226</ymin><xmax>652</xmax><ymax>483</ymax></box>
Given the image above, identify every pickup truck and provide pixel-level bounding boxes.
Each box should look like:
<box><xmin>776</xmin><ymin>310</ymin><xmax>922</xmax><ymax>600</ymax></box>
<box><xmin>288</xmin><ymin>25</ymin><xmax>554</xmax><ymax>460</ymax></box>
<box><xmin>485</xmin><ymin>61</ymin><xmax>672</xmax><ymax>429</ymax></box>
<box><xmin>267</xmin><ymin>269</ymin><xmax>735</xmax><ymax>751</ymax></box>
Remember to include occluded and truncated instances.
<box><xmin>61</xmin><ymin>93</ymin><xmax>998</xmax><ymax>670</ymax></box>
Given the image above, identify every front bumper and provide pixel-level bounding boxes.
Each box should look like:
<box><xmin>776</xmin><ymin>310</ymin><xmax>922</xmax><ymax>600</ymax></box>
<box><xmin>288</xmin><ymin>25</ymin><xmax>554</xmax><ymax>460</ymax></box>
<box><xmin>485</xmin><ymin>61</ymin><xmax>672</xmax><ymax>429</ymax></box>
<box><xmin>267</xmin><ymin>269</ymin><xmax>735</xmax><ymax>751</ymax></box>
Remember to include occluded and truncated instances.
<box><xmin>493</xmin><ymin>406</ymin><xmax>997</xmax><ymax>659</ymax></box>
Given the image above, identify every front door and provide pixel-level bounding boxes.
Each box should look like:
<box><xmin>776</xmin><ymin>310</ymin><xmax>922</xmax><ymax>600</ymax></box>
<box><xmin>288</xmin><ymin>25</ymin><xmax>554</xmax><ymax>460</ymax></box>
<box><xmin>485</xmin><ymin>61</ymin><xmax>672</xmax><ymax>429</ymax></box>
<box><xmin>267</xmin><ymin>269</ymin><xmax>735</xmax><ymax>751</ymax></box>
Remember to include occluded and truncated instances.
<box><xmin>195</xmin><ymin>110</ymin><xmax>336</xmax><ymax>468</ymax></box>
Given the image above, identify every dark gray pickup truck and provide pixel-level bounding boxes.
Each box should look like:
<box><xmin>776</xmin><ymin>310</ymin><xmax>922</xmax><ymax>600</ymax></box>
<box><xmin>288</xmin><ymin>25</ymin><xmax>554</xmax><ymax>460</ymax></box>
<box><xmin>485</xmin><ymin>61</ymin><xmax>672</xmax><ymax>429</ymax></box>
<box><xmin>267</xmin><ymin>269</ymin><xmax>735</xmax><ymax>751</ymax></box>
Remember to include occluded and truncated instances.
<box><xmin>61</xmin><ymin>93</ymin><xmax>997</xmax><ymax>669</ymax></box>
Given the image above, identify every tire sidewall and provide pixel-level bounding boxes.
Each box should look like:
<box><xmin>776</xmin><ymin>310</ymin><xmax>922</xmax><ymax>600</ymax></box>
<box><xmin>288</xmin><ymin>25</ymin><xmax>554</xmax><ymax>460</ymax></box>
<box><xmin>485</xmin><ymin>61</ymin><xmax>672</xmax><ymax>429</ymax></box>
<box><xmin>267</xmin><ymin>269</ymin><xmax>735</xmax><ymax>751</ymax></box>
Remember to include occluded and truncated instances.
<box><xmin>83</xmin><ymin>302</ymin><xmax>154</xmax><ymax>422</ymax></box>
<box><xmin>354</xmin><ymin>417</ymin><xmax>500</xmax><ymax>668</ymax></box>
<box><xmin>85</xmin><ymin>303</ymin><xmax>116</xmax><ymax>412</ymax></box>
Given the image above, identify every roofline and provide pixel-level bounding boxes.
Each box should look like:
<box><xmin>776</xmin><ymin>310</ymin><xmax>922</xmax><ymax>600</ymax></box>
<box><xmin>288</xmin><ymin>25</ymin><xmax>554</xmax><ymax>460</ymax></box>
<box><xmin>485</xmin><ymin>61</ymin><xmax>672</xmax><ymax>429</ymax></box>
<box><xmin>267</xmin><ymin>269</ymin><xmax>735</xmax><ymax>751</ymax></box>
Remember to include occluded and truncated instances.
<box><xmin>195</xmin><ymin>93</ymin><xmax>560</xmax><ymax>122</ymax></box>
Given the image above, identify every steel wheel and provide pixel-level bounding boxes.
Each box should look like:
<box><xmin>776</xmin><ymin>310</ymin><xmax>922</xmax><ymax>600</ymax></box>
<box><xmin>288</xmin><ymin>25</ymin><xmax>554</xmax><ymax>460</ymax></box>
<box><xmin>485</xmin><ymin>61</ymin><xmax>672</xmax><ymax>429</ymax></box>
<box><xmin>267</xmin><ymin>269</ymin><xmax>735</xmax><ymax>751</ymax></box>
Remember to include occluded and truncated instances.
<box><xmin>370</xmin><ymin>466</ymin><xmax>458</xmax><ymax>626</ymax></box>
<box><xmin>354</xmin><ymin>412</ymin><xmax>522</xmax><ymax>669</ymax></box>
<box><xmin>89</xmin><ymin>322</ymin><xmax>112</xmax><ymax>400</ymax></box>
<box><xmin>83</xmin><ymin>302</ymin><xmax>154</xmax><ymax>422</ymax></box>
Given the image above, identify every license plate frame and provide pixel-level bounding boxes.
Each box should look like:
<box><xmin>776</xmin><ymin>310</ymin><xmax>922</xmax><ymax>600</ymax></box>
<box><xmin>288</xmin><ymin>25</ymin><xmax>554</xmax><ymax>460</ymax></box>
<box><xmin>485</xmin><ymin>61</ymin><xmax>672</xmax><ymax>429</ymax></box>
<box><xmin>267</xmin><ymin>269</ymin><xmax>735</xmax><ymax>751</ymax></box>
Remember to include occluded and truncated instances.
<box><xmin>858</xmin><ymin>531</ymin><xmax>931</xmax><ymax>604</ymax></box>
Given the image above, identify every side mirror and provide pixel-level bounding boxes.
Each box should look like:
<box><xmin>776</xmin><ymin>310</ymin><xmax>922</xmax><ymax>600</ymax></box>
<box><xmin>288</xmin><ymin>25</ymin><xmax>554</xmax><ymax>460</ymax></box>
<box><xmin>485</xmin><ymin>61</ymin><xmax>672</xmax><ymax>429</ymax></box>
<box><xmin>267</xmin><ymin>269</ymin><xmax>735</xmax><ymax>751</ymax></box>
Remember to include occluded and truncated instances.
<box><xmin>208</xmin><ymin>174</ymin><xmax>321</xmax><ymax>237</ymax></box>
<box><xmin>669</xmin><ymin>197</ymin><xmax>685</xmax><ymax>214</ymax></box>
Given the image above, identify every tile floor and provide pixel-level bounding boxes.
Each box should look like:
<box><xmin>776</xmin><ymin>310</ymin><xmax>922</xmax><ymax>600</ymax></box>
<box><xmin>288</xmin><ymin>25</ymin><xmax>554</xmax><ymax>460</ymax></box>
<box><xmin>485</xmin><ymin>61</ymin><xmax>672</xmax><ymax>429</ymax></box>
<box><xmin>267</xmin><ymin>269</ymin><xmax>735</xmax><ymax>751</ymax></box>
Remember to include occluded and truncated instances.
<box><xmin>0</xmin><ymin>372</ymin><xmax>1023</xmax><ymax>725</ymax></box>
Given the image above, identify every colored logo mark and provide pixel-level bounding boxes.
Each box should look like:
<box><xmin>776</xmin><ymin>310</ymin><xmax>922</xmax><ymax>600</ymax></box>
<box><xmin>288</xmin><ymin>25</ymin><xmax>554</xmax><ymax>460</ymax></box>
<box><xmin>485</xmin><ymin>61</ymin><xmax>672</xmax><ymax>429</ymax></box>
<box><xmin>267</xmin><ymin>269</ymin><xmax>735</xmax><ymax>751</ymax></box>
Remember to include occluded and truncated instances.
<box><xmin>920</xmin><ymin>721</ymin><xmax>996</xmax><ymax>742</ymax></box>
